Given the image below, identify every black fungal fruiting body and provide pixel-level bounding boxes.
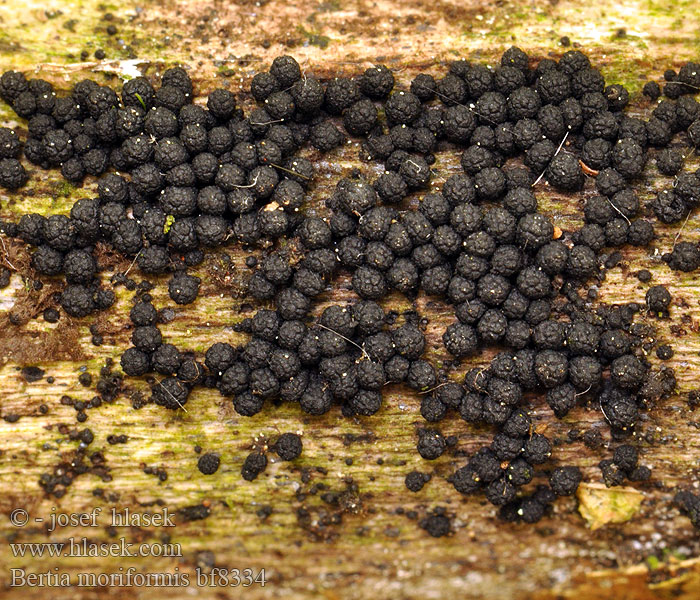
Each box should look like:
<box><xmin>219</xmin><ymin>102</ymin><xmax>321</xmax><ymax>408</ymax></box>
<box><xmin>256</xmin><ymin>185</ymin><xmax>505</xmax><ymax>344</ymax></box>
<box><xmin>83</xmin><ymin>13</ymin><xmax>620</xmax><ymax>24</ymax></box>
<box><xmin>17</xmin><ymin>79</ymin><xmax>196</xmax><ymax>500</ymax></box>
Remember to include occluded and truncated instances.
<box><xmin>674</xmin><ymin>491</ymin><xmax>700</xmax><ymax>529</ymax></box>
<box><xmin>274</xmin><ymin>433</ymin><xmax>302</xmax><ymax>461</ymax></box>
<box><xmin>646</xmin><ymin>284</ymin><xmax>671</xmax><ymax>314</ymax></box>
<box><xmin>241</xmin><ymin>452</ymin><xmax>267</xmax><ymax>481</ymax></box>
<box><xmin>550</xmin><ymin>466</ymin><xmax>582</xmax><ymax>496</ymax></box>
<box><xmin>405</xmin><ymin>471</ymin><xmax>430</xmax><ymax>492</ymax></box>
<box><xmin>197</xmin><ymin>452</ymin><xmax>220</xmax><ymax>475</ymax></box>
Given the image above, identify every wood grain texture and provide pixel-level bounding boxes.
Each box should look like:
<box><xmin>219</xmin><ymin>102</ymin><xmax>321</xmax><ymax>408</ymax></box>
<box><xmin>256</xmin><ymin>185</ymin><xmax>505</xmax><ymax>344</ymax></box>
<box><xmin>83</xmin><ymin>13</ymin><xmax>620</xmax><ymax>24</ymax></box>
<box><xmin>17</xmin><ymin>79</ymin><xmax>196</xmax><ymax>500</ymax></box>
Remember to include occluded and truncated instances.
<box><xmin>1</xmin><ymin>1</ymin><xmax>699</xmax><ymax>598</ymax></box>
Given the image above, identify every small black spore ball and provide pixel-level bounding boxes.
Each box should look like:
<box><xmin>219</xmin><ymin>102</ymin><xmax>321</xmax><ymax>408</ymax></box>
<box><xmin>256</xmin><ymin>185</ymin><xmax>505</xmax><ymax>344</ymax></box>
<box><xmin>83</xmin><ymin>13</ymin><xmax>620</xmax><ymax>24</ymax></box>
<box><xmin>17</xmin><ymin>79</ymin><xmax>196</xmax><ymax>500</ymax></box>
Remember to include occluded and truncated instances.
<box><xmin>270</xmin><ymin>55</ymin><xmax>301</xmax><ymax>88</ymax></box>
<box><xmin>168</xmin><ymin>272</ymin><xmax>201</xmax><ymax>305</ymax></box>
<box><xmin>205</xmin><ymin>342</ymin><xmax>237</xmax><ymax>376</ymax></box>
<box><xmin>0</xmin><ymin>127</ymin><xmax>21</xmax><ymax>159</ymax></box>
<box><xmin>417</xmin><ymin>429</ymin><xmax>446</xmax><ymax>460</ymax></box>
<box><xmin>359</xmin><ymin>65</ymin><xmax>394</xmax><ymax>99</ymax></box>
<box><xmin>549</xmin><ymin>466</ymin><xmax>582</xmax><ymax>496</ymax></box>
<box><xmin>274</xmin><ymin>433</ymin><xmax>303</xmax><ymax>461</ymax></box>
<box><xmin>405</xmin><ymin>471</ymin><xmax>430</xmax><ymax>492</ymax></box>
<box><xmin>152</xmin><ymin>377</ymin><xmax>190</xmax><ymax>410</ymax></box>
<box><xmin>197</xmin><ymin>452</ymin><xmax>220</xmax><ymax>475</ymax></box>
<box><xmin>642</xmin><ymin>80</ymin><xmax>661</xmax><ymax>100</ymax></box>
<box><xmin>249</xmin><ymin>367</ymin><xmax>279</xmax><ymax>399</ymax></box>
<box><xmin>343</xmin><ymin>99</ymin><xmax>378</xmax><ymax>136</ymax></box>
<box><xmin>60</xmin><ymin>285</ymin><xmax>96</xmax><ymax>318</ymax></box>
<box><xmin>523</xmin><ymin>434</ymin><xmax>552</xmax><ymax>464</ymax></box>
<box><xmin>646</xmin><ymin>285</ymin><xmax>671</xmax><ymax>314</ymax></box>
<box><xmin>546</xmin><ymin>152</ymin><xmax>584</xmax><ymax>191</ymax></box>
<box><xmin>674</xmin><ymin>491</ymin><xmax>700</xmax><ymax>529</ymax></box>
<box><xmin>664</xmin><ymin>242</ymin><xmax>700</xmax><ymax>272</ymax></box>
<box><xmin>241</xmin><ymin>452</ymin><xmax>268</xmax><ymax>481</ymax></box>
<box><xmin>656</xmin><ymin>344</ymin><xmax>673</xmax><ymax>360</ymax></box>
<box><xmin>120</xmin><ymin>347</ymin><xmax>151</xmax><ymax>376</ymax></box>
<box><xmin>0</xmin><ymin>158</ymin><xmax>28</xmax><ymax>190</ymax></box>
<box><xmin>420</xmin><ymin>513</ymin><xmax>451</xmax><ymax>537</ymax></box>
<box><xmin>152</xmin><ymin>344</ymin><xmax>182</xmax><ymax>375</ymax></box>
<box><xmin>612</xmin><ymin>444</ymin><xmax>639</xmax><ymax>473</ymax></box>
<box><xmin>599</xmin><ymin>458</ymin><xmax>626</xmax><ymax>487</ymax></box>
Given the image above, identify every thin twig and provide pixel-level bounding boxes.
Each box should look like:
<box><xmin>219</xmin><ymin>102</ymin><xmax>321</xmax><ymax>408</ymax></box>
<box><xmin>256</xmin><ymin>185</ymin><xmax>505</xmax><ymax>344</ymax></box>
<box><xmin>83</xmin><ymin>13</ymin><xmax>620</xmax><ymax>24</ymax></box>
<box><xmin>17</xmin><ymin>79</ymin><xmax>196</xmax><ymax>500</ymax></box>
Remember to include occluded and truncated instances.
<box><xmin>599</xmin><ymin>398</ymin><xmax>611</xmax><ymax>426</ymax></box>
<box><xmin>405</xmin><ymin>159</ymin><xmax>426</xmax><ymax>173</ymax></box>
<box><xmin>606</xmin><ymin>196</ymin><xmax>631</xmax><ymax>225</ymax></box>
<box><xmin>231</xmin><ymin>173</ymin><xmax>260</xmax><ymax>189</ymax></box>
<box><xmin>269</xmin><ymin>163</ymin><xmax>312</xmax><ymax>181</ymax></box>
<box><xmin>156</xmin><ymin>380</ymin><xmax>189</xmax><ymax>413</ymax></box>
<box><xmin>123</xmin><ymin>250</ymin><xmax>141</xmax><ymax>277</ymax></box>
<box><xmin>532</xmin><ymin>131</ymin><xmax>570</xmax><ymax>187</ymax></box>
<box><xmin>0</xmin><ymin>236</ymin><xmax>17</xmax><ymax>271</ymax></box>
<box><xmin>250</xmin><ymin>118</ymin><xmax>285</xmax><ymax>126</ymax></box>
<box><xmin>470</xmin><ymin>367</ymin><xmax>489</xmax><ymax>393</ymax></box>
<box><xmin>672</xmin><ymin>210</ymin><xmax>692</xmax><ymax>250</ymax></box>
<box><xmin>680</xmin><ymin>146</ymin><xmax>696</xmax><ymax>163</ymax></box>
<box><xmin>315</xmin><ymin>322</ymin><xmax>371</xmax><ymax>360</ymax></box>
<box><xmin>575</xmin><ymin>384</ymin><xmax>593</xmax><ymax>397</ymax></box>
<box><xmin>418</xmin><ymin>382</ymin><xmax>451</xmax><ymax>395</ymax></box>
<box><xmin>651</xmin><ymin>79</ymin><xmax>700</xmax><ymax>92</ymax></box>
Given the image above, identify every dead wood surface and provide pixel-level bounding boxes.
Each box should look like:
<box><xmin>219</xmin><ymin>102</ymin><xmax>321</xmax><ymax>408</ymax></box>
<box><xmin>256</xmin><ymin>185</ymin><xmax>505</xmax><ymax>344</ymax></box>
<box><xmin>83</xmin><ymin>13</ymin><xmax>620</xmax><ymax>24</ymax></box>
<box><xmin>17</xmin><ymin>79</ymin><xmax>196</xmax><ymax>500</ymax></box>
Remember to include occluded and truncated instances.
<box><xmin>0</xmin><ymin>1</ymin><xmax>700</xmax><ymax>598</ymax></box>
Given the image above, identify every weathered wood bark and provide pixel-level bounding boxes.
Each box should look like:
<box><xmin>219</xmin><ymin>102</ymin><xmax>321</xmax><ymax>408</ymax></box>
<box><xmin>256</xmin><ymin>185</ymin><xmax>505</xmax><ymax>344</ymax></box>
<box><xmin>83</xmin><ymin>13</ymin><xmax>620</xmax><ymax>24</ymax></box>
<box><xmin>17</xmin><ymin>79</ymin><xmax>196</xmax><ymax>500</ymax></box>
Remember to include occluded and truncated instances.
<box><xmin>1</xmin><ymin>1</ymin><xmax>699</xmax><ymax>598</ymax></box>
